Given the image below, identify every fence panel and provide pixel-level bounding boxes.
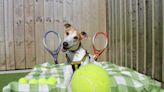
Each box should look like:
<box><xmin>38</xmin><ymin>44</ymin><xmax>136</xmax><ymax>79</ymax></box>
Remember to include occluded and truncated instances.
<box><xmin>0</xmin><ymin>0</ymin><xmax>107</xmax><ymax>70</ymax></box>
<box><xmin>107</xmin><ymin>0</ymin><xmax>164</xmax><ymax>87</ymax></box>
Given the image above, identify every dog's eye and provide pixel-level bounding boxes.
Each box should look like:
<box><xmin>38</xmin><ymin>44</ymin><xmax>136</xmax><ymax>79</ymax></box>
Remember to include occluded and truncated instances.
<box><xmin>74</xmin><ymin>36</ymin><xmax>78</xmax><ymax>40</ymax></box>
<box><xmin>66</xmin><ymin>32</ymin><xmax>69</xmax><ymax>35</ymax></box>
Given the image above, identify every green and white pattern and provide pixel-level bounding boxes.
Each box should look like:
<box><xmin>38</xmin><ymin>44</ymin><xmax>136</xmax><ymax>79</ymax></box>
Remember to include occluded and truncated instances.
<box><xmin>3</xmin><ymin>62</ymin><xmax>164</xmax><ymax>92</ymax></box>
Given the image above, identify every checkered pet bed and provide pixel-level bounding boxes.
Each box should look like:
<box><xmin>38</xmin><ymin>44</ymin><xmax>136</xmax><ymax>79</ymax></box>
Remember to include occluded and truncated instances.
<box><xmin>3</xmin><ymin>62</ymin><xmax>164</xmax><ymax>92</ymax></box>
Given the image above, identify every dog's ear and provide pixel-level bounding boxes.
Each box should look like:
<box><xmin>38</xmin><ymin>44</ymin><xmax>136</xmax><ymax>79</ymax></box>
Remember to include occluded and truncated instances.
<box><xmin>64</xmin><ymin>23</ymin><xmax>71</xmax><ymax>29</ymax></box>
<box><xmin>80</xmin><ymin>31</ymin><xmax>88</xmax><ymax>40</ymax></box>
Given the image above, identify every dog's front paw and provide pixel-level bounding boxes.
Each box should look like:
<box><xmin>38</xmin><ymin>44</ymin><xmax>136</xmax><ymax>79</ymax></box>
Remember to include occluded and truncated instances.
<box><xmin>63</xmin><ymin>65</ymin><xmax>73</xmax><ymax>86</ymax></box>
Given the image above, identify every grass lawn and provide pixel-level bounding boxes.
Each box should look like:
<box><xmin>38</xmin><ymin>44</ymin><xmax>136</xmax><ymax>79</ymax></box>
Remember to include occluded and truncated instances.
<box><xmin>0</xmin><ymin>73</ymin><xmax>27</xmax><ymax>91</ymax></box>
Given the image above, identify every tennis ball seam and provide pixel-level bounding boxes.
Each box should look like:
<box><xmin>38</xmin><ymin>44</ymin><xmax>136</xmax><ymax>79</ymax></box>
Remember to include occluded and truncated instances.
<box><xmin>80</xmin><ymin>75</ymin><xmax>96</xmax><ymax>92</ymax></box>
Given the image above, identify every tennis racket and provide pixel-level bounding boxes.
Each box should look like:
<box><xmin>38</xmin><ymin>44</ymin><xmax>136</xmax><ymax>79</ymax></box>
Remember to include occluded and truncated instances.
<box><xmin>92</xmin><ymin>32</ymin><xmax>108</xmax><ymax>60</ymax></box>
<box><xmin>43</xmin><ymin>29</ymin><xmax>61</xmax><ymax>64</ymax></box>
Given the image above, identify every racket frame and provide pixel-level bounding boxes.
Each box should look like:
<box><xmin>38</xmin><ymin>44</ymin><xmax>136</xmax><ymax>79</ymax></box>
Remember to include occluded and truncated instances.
<box><xmin>43</xmin><ymin>30</ymin><xmax>61</xmax><ymax>64</ymax></box>
<box><xmin>92</xmin><ymin>32</ymin><xmax>108</xmax><ymax>60</ymax></box>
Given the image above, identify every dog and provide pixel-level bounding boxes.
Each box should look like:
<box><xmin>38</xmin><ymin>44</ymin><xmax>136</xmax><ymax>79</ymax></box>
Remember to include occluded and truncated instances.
<box><xmin>62</xmin><ymin>23</ymin><xmax>100</xmax><ymax>90</ymax></box>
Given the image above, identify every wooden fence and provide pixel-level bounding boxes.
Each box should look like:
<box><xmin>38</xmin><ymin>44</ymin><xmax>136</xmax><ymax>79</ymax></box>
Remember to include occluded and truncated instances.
<box><xmin>107</xmin><ymin>0</ymin><xmax>164</xmax><ymax>87</ymax></box>
<box><xmin>0</xmin><ymin>0</ymin><xmax>107</xmax><ymax>70</ymax></box>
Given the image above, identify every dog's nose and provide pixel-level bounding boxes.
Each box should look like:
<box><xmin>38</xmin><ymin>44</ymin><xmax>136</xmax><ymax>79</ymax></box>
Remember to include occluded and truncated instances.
<box><xmin>63</xmin><ymin>42</ymin><xmax>69</xmax><ymax>47</ymax></box>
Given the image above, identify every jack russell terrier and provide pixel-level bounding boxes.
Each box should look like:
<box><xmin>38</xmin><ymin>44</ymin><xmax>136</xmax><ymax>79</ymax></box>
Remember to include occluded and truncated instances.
<box><xmin>62</xmin><ymin>23</ymin><xmax>101</xmax><ymax>89</ymax></box>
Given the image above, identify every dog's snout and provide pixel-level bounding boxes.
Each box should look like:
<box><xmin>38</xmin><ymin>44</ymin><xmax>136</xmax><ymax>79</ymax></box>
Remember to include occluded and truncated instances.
<box><xmin>63</xmin><ymin>42</ymin><xmax>69</xmax><ymax>47</ymax></box>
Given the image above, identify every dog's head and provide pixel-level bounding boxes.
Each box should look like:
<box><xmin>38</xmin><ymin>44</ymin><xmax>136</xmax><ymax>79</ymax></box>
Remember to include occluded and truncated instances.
<box><xmin>62</xmin><ymin>23</ymin><xmax>88</xmax><ymax>52</ymax></box>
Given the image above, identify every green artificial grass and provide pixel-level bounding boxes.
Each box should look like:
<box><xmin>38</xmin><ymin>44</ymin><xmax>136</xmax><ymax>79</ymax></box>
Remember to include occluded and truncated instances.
<box><xmin>0</xmin><ymin>73</ymin><xmax>27</xmax><ymax>91</ymax></box>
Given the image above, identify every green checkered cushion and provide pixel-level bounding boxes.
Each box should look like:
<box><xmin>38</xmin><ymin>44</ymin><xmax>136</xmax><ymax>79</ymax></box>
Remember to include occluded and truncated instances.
<box><xmin>3</xmin><ymin>63</ymin><xmax>67</xmax><ymax>92</ymax></box>
<box><xmin>3</xmin><ymin>62</ymin><xmax>164</xmax><ymax>92</ymax></box>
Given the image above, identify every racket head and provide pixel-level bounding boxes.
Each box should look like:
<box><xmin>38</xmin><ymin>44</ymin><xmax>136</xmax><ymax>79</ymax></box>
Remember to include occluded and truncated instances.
<box><xmin>92</xmin><ymin>32</ymin><xmax>108</xmax><ymax>59</ymax></box>
<box><xmin>43</xmin><ymin>30</ymin><xmax>61</xmax><ymax>59</ymax></box>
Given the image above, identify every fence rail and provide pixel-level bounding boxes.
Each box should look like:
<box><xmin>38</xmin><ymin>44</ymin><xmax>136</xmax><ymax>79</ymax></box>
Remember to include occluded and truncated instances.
<box><xmin>0</xmin><ymin>0</ymin><xmax>107</xmax><ymax>70</ymax></box>
<box><xmin>107</xmin><ymin>0</ymin><xmax>164</xmax><ymax>88</ymax></box>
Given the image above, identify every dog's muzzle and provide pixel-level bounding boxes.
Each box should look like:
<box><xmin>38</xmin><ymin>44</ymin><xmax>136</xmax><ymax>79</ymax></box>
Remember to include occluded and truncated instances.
<box><xmin>62</xmin><ymin>42</ymin><xmax>69</xmax><ymax>52</ymax></box>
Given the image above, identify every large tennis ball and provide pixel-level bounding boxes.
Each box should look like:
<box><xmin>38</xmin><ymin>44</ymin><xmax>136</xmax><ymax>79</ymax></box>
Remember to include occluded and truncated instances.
<box><xmin>38</xmin><ymin>78</ymin><xmax>47</xmax><ymax>84</ymax></box>
<box><xmin>47</xmin><ymin>76</ymin><xmax>57</xmax><ymax>85</ymax></box>
<box><xmin>71</xmin><ymin>64</ymin><xmax>110</xmax><ymax>92</ymax></box>
<box><xmin>29</xmin><ymin>79</ymin><xmax>38</xmax><ymax>84</ymax></box>
<box><xmin>18</xmin><ymin>78</ymin><xmax>28</xmax><ymax>83</ymax></box>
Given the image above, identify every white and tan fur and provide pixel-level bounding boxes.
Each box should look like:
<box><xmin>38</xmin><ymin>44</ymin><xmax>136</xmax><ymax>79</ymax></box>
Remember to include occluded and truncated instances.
<box><xmin>62</xmin><ymin>24</ymin><xmax>100</xmax><ymax>91</ymax></box>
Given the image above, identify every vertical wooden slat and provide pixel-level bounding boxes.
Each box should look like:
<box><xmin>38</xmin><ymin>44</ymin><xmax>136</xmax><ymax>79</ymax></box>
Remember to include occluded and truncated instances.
<box><xmin>98</xmin><ymin>0</ymin><xmax>107</xmax><ymax>61</ymax></box>
<box><xmin>138</xmin><ymin>0</ymin><xmax>145</xmax><ymax>73</ymax></box>
<box><xmin>130</xmin><ymin>0</ymin><xmax>133</xmax><ymax>69</ymax></box>
<box><xmin>54</xmin><ymin>0</ymin><xmax>60</xmax><ymax>63</ymax></box>
<box><xmin>124</xmin><ymin>0</ymin><xmax>128</xmax><ymax>66</ymax></box>
<box><xmin>162</xmin><ymin>0</ymin><xmax>164</xmax><ymax>88</ymax></box>
<box><xmin>122</xmin><ymin>0</ymin><xmax>125</xmax><ymax>66</ymax></box>
<box><xmin>111</xmin><ymin>0</ymin><xmax>114</xmax><ymax>63</ymax></box>
<box><xmin>5</xmin><ymin>0</ymin><xmax>15</xmax><ymax>70</ymax></box>
<box><xmin>63</xmin><ymin>0</ymin><xmax>73</xmax><ymax>24</ymax></box>
<box><xmin>132</xmin><ymin>0</ymin><xmax>137</xmax><ymax>70</ymax></box>
<box><xmin>44</xmin><ymin>0</ymin><xmax>54</xmax><ymax>63</ymax></box>
<box><xmin>146</xmin><ymin>0</ymin><xmax>153</xmax><ymax>76</ymax></box>
<box><xmin>117</xmin><ymin>0</ymin><xmax>121</xmax><ymax>65</ymax></box>
<box><xmin>154</xmin><ymin>0</ymin><xmax>162</xmax><ymax>81</ymax></box>
<box><xmin>73</xmin><ymin>0</ymin><xmax>81</xmax><ymax>29</ymax></box>
<box><xmin>115</xmin><ymin>0</ymin><xmax>118</xmax><ymax>64</ymax></box>
<box><xmin>119</xmin><ymin>0</ymin><xmax>123</xmax><ymax>66</ymax></box>
<box><xmin>57</xmin><ymin>0</ymin><xmax>65</xmax><ymax>63</ymax></box>
<box><xmin>127</xmin><ymin>0</ymin><xmax>132</xmax><ymax>68</ymax></box>
<box><xmin>89</xmin><ymin>0</ymin><xmax>99</xmax><ymax>59</ymax></box>
<box><xmin>151</xmin><ymin>0</ymin><xmax>155</xmax><ymax>78</ymax></box>
<box><xmin>136</xmin><ymin>0</ymin><xmax>139</xmax><ymax>71</ymax></box>
<box><xmin>0</xmin><ymin>0</ymin><xmax>6</xmax><ymax>70</ymax></box>
<box><xmin>63</xmin><ymin>0</ymin><xmax>74</xmax><ymax>63</ymax></box>
<box><xmin>143</xmin><ymin>0</ymin><xmax>147</xmax><ymax>74</ymax></box>
<box><xmin>81</xmin><ymin>0</ymin><xmax>90</xmax><ymax>59</ymax></box>
<box><xmin>35</xmin><ymin>0</ymin><xmax>45</xmax><ymax>64</ymax></box>
<box><xmin>111</xmin><ymin>0</ymin><xmax>115</xmax><ymax>64</ymax></box>
<box><xmin>107</xmin><ymin>0</ymin><xmax>112</xmax><ymax>62</ymax></box>
<box><xmin>24</xmin><ymin>0</ymin><xmax>35</xmax><ymax>68</ymax></box>
<box><xmin>14</xmin><ymin>0</ymin><xmax>25</xmax><ymax>69</ymax></box>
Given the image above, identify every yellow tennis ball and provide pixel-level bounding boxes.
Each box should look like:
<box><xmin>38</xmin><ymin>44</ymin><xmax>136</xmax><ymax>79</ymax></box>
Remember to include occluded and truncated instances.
<box><xmin>71</xmin><ymin>64</ymin><xmax>110</xmax><ymax>92</ymax></box>
<box><xmin>29</xmin><ymin>79</ymin><xmax>38</xmax><ymax>84</ymax></box>
<box><xmin>48</xmin><ymin>76</ymin><xmax>56</xmax><ymax>80</ymax></box>
<box><xmin>47</xmin><ymin>76</ymin><xmax>57</xmax><ymax>85</ymax></box>
<box><xmin>38</xmin><ymin>78</ymin><xmax>47</xmax><ymax>84</ymax></box>
<box><xmin>18</xmin><ymin>78</ymin><xmax>28</xmax><ymax>83</ymax></box>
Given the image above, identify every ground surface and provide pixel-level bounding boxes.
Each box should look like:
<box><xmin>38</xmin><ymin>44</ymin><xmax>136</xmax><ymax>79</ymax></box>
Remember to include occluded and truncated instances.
<box><xmin>0</xmin><ymin>73</ymin><xmax>27</xmax><ymax>91</ymax></box>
